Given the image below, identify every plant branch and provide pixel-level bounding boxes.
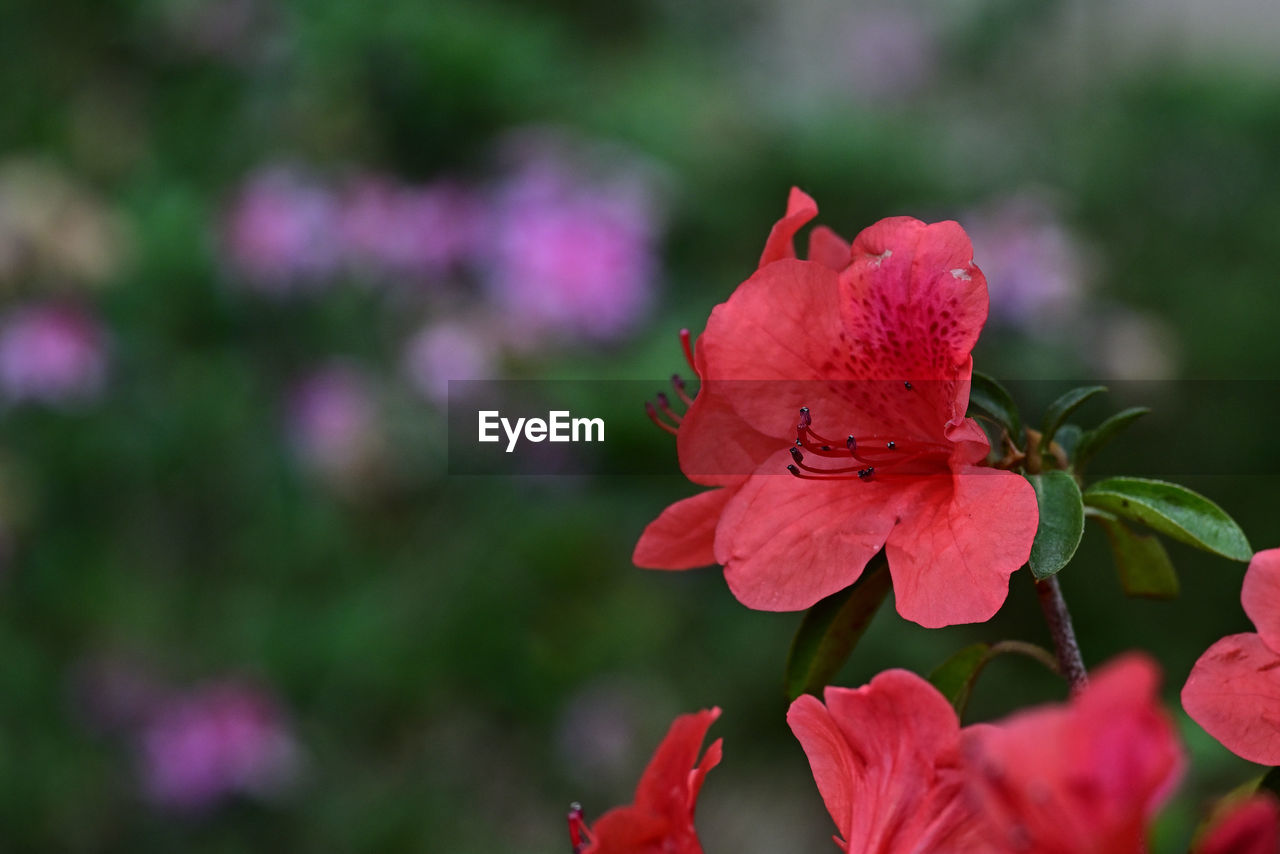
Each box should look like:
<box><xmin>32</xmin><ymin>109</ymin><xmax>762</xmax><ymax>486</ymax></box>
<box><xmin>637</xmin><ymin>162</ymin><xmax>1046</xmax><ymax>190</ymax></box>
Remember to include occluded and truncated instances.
<box><xmin>988</xmin><ymin>640</ymin><xmax>1061</xmax><ymax>677</ymax></box>
<box><xmin>1034</xmin><ymin>576</ymin><xmax>1088</xmax><ymax>693</ymax></box>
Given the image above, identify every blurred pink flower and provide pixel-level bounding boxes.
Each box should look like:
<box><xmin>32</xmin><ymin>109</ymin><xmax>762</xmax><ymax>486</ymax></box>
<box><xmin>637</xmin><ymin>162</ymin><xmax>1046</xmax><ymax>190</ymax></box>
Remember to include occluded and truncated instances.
<box><xmin>285</xmin><ymin>362</ymin><xmax>381</xmax><ymax>481</ymax></box>
<box><xmin>138</xmin><ymin>680</ymin><xmax>299</xmax><ymax>811</ymax></box>
<box><xmin>963</xmin><ymin>194</ymin><xmax>1091</xmax><ymax>330</ymax></box>
<box><xmin>485</xmin><ymin>139</ymin><xmax>662</xmax><ymax>342</ymax></box>
<box><xmin>222</xmin><ymin>167</ymin><xmax>341</xmax><ymax>292</ymax></box>
<box><xmin>0</xmin><ymin>303</ymin><xmax>107</xmax><ymax>405</ymax></box>
<box><xmin>402</xmin><ymin>320</ymin><xmax>496</xmax><ymax>403</ymax></box>
<box><xmin>340</xmin><ymin>177</ymin><xmax>480</xmax><ymax>282</ymax></box>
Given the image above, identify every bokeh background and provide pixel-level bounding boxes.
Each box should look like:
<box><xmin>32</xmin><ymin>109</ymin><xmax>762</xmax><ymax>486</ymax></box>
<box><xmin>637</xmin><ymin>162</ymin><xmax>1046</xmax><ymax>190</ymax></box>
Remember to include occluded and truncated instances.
<box><xmin>4</xmin><ymin>0</ymin><xmax>1280</xmax><ymax>850</ymax></box>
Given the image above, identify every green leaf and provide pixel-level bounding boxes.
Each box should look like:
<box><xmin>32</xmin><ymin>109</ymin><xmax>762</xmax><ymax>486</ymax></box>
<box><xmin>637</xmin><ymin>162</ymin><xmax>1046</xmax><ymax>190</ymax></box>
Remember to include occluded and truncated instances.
<box><xmin>1083</xmin><ymin>477</ymin><xmax>1252</xmax><ymax>562</ymax></box>
<box><xmin>968</xmin><ymin>371</ymin><xmax>1022</xmax><ymax>442</ymax></box>
<box><xmin>1053</xmin><ymin>424</ymin><xmax>1084</xmax><ymax>459</ymax></box>
<box><xmin>1091</xmin><ymin>509</ymin><xmax>1180</xmax><ymax>599</ymax></box>
<box><xmin>1074</xmin><ymin>407</ymin><xmax>1150</xmax><ymax>470</ymax></box>
<box><xmin>1025</xmin><ymin>471</ymin><xmax>1085</xmax><ymax>579</ymax></box>
<box><xmin>1040</xmin><ymin>385</ymin><xmax>1107</xmax><ymax>452</ymax></box>
<box><xmin>784</xmin><ymin>557</ymin><xmax>891</xmax><ymax>701</ymax></box>
<box><xmin>928</xmin><ymin>643</ymin><xmax>990</xmax><ymax>715</ymax></box>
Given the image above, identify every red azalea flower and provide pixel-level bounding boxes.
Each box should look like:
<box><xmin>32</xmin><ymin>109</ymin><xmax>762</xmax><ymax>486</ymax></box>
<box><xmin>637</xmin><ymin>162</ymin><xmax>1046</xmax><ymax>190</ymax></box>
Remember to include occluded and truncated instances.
<box><xmin>787</xmin><ymin>669</ymin><xmax>984</xmax><ymax>853</ymax></box>
<box><xmin>963</xmin><ymin>655</ymin><xmax>1184</xmax><ymax>854</ymax></box>
<box><xmin>1194</xmin><ymin>795</ymin><xmax>1280</xmax><ymax>854</ymax></box>
<box><xmin>570</xmin><ymin>708</ymin><xmax>722</xmax><ymax>854</ymax></box>
<box><xmin>636</xmin><ymin>188</ymin><xmax>1038</xmax><ymax>628</ymax></box>
<box><xmin>1182</xmin><ymin>547</ymin><xmax>1280</xmax><ymax>765</ymax></box>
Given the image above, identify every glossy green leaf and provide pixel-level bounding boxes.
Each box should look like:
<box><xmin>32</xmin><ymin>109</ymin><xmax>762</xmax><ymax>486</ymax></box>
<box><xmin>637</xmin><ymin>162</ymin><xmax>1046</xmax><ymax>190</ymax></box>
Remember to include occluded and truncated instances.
<box><xmin>1053</xmin><ymin>424</ymin><xmax>1084</xmax><ymax>460</ymax></box>
<box><xmin>1025</xmin><ymin>471</ymin><xmax>1085</xmax><ymax>579</ymax></box>
<box><xmin>1074</xmin><ymin>407</ymin><xmax>1151</xmax><ymax>470</ymax></box>
<box><xmin>784</xmin><ymin>557</ymin><xmax>891</xmax><ymax>701</ymax></box>
<box><xmin>928</xmin><ymin>643</ymin><xmax>990</xmax><ymax>715</ymax></box>
<box><xmin>1092</xmin><ymin>509</ymin><xmax>1180</xmax><ymax>599</ymax></box>
<box><xmin>1040</xmin><ymin>385</ymin><xmax>1107</xmax><ymax>452</ymax></box>
<box><xmin>1084</xmin><ymin>477</ymin><xmax>1252</xmax><ymax>562</ymax></box>
<box><xmin>968</xmin><ymin>371</ymin><xmax>1022</xmax><ymax>442</ymax></box>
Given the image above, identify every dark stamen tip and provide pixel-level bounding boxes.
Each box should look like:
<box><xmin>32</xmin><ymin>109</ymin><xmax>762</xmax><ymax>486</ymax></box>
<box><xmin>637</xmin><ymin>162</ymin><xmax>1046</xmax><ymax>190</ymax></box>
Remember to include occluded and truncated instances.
<box><xmin>903</xmin><ymin>381</ymin><xmax>913</xmax><ymax>390</ymax></box>
<box><xmin>887</xmin><ymin>441</ymin><xmax>896</xmax><ymax>449</ymax></box>
<box><xmin>858</xmin><ymin>467</ymin><xmax>875</xmax><ymax>480</ymax></box>
<box><xmin>786</xmin><ymin>464</ymin><xmax>801</xmax><ymax>477</ymax></box>
<box><xmin>656</xmin><ymin>392</ymin><xmax>670</xmax><ymax>407</ymax></box>
<box><xmin>789</xmin><ymin>447</ymin><xmax>803</xmax><ymax>463</ymax></box>
<box><xmin>821</xmin><ymin>445</ymin><xmax>831</xmax><ymax>451</ymax></box>
<box><xmin>671</xmin><ymin>373</ymin><xmax>685</xmax><ymax>388</ymax></box>
<box><xmin>846</xmin><ymin>435</ymin><xmax>857</xmax><ymax>450</ymax></box>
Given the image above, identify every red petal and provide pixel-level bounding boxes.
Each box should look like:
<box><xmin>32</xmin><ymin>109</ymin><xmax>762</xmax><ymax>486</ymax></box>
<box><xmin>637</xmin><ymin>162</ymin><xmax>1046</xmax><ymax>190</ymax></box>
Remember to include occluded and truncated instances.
<box><xmin>1243</xmin><ymin>548</ymin><xmax>1280</xmax><ymax>655</ymax></box>
<box><xmin>966</xmin><ymin>655</ymin><xmax>1184</xmax><ymax>853</ymax></box>
<box><xmin>808</xmin><ymin>225</ymin><xmax>851</xmax><ymax>270</ymax></box>
<box><xmin>633</xmin><ymin>708</ymin><xmax>721</xmax><ymax>815</ymax></box>
<box><xmin>758</xmin><ymin>187</ymin><xmax>818</xmax><ymax>268</ymax></box>
<box><xmin>788</xmin><ymin>671</ymin><xmax>976</xmax><ymax>852</ymax></box>
<box><xmin>836</xmin><ymin>217</ymin><xmax>987</xmax><ymax>438</ymax></box>
<box><xmin>714</xmin><ymin>459</ymin><xmax>910</xmax><ymax>611</ymax></box>
<box><xmin>634</xmin><ymin>489</ymin><xmax>733</xmax><ymax>570</ymax></box>
<box><xmin>1195</xmin><ymin>795</ymin><xmax>1280</xmax><ymax>854</ymax></box>
<box><xmin>884</xmin><ymin>467</ymin><xmax>1037</xmax><ymax>628</ymax></box>
<box><xmin>1183</xmin><ymin>633</ymin><xmax>1280</xmax><ymax>765</ymax></box>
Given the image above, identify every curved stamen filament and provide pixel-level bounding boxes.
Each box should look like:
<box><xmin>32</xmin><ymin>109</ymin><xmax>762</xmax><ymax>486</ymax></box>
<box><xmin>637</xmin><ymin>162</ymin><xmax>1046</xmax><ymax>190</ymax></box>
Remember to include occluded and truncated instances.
<box><xmin>645</xmin><ymin>401</ymin><xmax>678</xmax><ymax>435</ymax></box>
<box><xmin>788</xmin><ymin>406</ymin><xmax>951</xmax><ymax>480</ymax></box>
<box><xmin>671</xmin><ymin>373</ymin><xmax>694</xmax><ymax>407</ymax></box>
<box><xmin>656</xmin><ymin>392</ymin><xmax>683</xmax><ymax>424</ymax></box>
<box><xmin>680</xmin><ymin>328</ymin><xmax>696</xmax><ymax>373</ymax></box>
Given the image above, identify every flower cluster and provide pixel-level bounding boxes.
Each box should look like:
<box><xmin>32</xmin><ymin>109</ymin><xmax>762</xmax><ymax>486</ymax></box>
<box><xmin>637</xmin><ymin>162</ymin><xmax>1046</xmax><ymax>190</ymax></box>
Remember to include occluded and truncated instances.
<box><xmin>580</xmin><ymin>660</ymin><xmax>1278</xmax><ymax>853</ymax></box>
<box><xmin>571</xmin><ymin>189</ymin><xmax>1280</xmax><ymax>851</ymax></box>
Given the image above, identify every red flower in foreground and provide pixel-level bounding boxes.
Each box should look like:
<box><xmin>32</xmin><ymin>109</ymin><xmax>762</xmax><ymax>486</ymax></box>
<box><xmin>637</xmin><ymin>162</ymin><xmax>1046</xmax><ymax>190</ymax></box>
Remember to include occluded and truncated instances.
<box><xmin>1182</xmin><ymin>547</ymin><xmax>1280</xmax><ymax>765</ymax></box>
<box><xmin>787</xmin><ymin>670</ymin><xmax>982</xmax><ymax>852</ymax></box>
<box><xmin>570</xmin><ymin>708</ymin><xmax>721</xmax><ymax>854</ymax></box>
<box><xmin>963</xmin><ymin>655</ymin><xmax>1184</xmax><ymax>854</ymax></box>
<box><xmin>1195</xmin><ymin>795</ymin><xmax>1280</xmax><ymax>854</ymax></box>
<box><xmin>789</xmin><ymin>657</ymin><xmax>1186</xmax><ymax>854</ymax></box>
<box><xmin>635</xmin><ymin>188</ymin><xmax>1038</xmax><ymax>627</ymax></box>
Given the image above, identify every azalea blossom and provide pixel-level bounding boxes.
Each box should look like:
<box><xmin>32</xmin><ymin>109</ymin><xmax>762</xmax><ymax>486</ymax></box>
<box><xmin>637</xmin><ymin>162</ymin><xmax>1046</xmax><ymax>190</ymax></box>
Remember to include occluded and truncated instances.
<box><xmin>569</xmin><ymin>708</ymin><xmax>721</xmax><ymax>854</ymax></box>
<box><xmin>789</xmin><ymin>656</ymin><xmax>1187</xmax><ymax>854</ymax></box>
<box><xmin>635</xmin><ymin>188</ymin><xmax>1038</xmax><ymax>628</ymax></box>
<box><xmin>962</xmin><ymin>655</ymin><xmax>1184</xmax><ymax>854</ymax></box>
<box><xmin>787</xmin><ymin>670</ymin><xmax>981</xmax><ymax>852</ymax></box>
<box><xmin>1182</xmin><ymin>547</ymin><xmax>1280</xmax><ymax>765</ymax></box>
<box><xmin>1194</xmin><ymin>795</ymin><xmax>1280</xmax><ymax>854</ymax></box>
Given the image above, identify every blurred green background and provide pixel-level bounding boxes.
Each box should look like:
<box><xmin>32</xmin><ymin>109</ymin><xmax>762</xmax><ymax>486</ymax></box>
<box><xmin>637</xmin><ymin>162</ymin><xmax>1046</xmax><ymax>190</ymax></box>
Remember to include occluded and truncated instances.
<box><xmin>2</xmin><ymin>0</ymin><xmax>1280</xmax><ymax>850</ymax></box>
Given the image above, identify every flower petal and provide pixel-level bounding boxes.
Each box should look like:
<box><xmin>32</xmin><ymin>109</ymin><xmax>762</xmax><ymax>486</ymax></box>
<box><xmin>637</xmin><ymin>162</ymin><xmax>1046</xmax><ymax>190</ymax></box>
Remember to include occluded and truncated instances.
<box><xmin>884</xmin><ymin>466</ymin><xmax>1037</xmax><ymax>628</ymax></box>
<box><xmin>758</xmin><ymin>187</ymin><xmax>819</xmax><ymax>268</ymax></box>
<box><xmin>1182</xmin><ymin>633</ymin><xmax>1280</xmax><ymax>766</ymax></box>
<box><xmin>1195</xmin><ymin>795</ymin><xmax>1280</xmax><ymax>854</ymax></box>
<box><xmin>714</xmin><ymin>458</ymin><xmax>911</xmax><ymax>611</ymax></box>
<box><xmin>1242</xmin><ymin>548</ymin><xmax>1280</xmax><ymax>655</ymax></box>
<box><xmin>789</xmin><ymin>671</ymin><xmax>976</xmax><ymax>853</ymax></box>
<box><xmin>966</xmin><ymin>655</ymin><xmax>1184</xmax><ymax>853</ymax></box>
<box><xmin>633</xmin><ymin>708</ymin><xmax>722</xmax><ymax>815</ymax></box>
<box><xmin>808</xmin><ymin>225</ymin><xmax>851</xmax><ymax>270</ymax></box>
<box><xmin>634</xmin><ymin>489</ymin><xmax>733</xmax><ymax>570</ymax></box>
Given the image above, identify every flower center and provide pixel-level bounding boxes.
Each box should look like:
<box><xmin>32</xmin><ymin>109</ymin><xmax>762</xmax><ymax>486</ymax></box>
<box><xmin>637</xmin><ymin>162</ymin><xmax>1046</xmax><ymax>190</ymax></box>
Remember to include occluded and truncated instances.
<box><xmin>786</xmin><ymin>406</ymin><xmax>950</xmax><ymax>481</ymax></box>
